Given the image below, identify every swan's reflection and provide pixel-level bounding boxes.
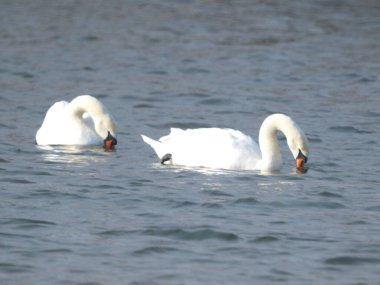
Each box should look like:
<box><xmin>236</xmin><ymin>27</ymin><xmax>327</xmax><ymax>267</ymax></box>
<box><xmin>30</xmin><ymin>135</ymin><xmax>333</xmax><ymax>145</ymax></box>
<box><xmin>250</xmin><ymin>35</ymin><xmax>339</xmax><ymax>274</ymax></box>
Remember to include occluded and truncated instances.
<box><xmin>257</xmin><ymin>180</ymin><xmax>296</xmax><ymax>191</ymax></box>
<box><xmin>151</xmin><ymin>162</ymin><xmax>292</xmax><ymax>177</ymax></box>
<box><xmin>37</xmin><ymin>145</ymin><xmax>108</xmax><ymax>166</ymax></box>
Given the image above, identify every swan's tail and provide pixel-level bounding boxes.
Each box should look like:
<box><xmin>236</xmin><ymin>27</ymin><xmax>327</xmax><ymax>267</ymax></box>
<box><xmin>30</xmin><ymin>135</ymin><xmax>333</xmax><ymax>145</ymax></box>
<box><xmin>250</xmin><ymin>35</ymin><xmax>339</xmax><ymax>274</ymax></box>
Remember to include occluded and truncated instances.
<box><xmin>141</xmin><ymin>135</ymin><xmax>166</xmax><ymax>159</ymax></box>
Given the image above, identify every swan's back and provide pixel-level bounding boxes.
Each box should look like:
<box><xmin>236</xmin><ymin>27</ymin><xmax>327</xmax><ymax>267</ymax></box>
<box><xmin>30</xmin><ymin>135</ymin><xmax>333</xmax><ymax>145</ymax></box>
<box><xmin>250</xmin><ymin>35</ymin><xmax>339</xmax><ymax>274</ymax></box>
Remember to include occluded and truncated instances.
<box><xmin>36</xmin><ymin>101</ymin><xmax>68</xmax><ymax>145</ymax></box>
<box><xmin>144</xmin><ymin>128</ymin><xmax>261</xmax><ymax>170</ymax></box>
<box><xmin>36</xmin><ymin>100</ymin><xmax>100</xmax><ymax>145</ymax></box>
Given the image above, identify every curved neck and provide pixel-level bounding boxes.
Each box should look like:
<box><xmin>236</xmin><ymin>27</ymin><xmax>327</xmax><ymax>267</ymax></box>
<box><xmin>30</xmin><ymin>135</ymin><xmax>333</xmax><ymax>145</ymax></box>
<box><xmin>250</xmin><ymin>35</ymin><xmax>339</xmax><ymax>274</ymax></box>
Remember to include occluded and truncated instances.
<box><xmin>68</xmin><ymin>95</ymin><xmax>111</xmax><ymax>138</ymax></box>
<box><xmin>258</xmin><ymin>117</ymin><xmax>283</xmax><ymax>170</ymax></box>
<box><xmin>257</xmin><ymin>114</ymin><xmax>308</xmax><ymax>171</ymax></box>
<box><xmin>69</xmin><ymin>95</ymin><xmax>106</xmax><ymax>120</ymax></box>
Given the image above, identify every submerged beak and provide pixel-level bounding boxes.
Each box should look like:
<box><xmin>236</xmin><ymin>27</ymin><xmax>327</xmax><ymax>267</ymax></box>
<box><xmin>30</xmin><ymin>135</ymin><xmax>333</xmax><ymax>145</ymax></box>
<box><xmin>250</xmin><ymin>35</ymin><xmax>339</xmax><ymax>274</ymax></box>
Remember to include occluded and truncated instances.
<box><xmin>296</xmin><ymin>149</ymin><xmax>308</xmax><ymax>171</ymax></box>
<box><xmin>103</xmin><ymin>131</ymin><xmax>117</xmax><ymax>151</ymax></box>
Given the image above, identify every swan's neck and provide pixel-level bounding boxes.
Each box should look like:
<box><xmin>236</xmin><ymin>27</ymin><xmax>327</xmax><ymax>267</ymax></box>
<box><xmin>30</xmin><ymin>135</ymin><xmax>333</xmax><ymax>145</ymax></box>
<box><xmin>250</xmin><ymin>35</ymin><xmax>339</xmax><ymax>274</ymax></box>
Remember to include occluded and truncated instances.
<box><xmin>258</xmin><ymin>118</ymin><xmax>283</xmax><ymax>170</ymax></box>
<box><xmin>258</xmin><ymin>114</ymin><xmax>305</xmax><ymax>170</ymax></box>
<box><xmin>68</xmin><ymin>95</ymin><xmax>113</xmax><ymax>138</ymax></box>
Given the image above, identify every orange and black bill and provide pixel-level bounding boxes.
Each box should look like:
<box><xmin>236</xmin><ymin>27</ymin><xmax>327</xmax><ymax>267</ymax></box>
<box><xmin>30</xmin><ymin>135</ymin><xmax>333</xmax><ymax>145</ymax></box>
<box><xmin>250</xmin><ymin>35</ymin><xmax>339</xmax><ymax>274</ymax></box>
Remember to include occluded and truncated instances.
<box><xmin>296</xmin><ymin>149</ymin><xmax>308</xmax><ymax>171</ymax></box>
<box><xmin>104</xmin><ymin>131</ymin><xmax>117</xmax><ymax>151</ymax></box>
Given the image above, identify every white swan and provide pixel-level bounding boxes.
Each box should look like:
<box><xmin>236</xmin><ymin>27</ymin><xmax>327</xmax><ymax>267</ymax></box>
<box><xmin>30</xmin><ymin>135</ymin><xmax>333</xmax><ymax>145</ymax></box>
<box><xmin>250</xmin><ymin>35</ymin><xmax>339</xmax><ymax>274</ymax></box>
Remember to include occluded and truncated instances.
<box><xmin>36</xmin><ymin>95</ymin><xmax>117</xmax><ymax>150</ymax></box>
<box><xmin>141</xmin><ymin>113</ymin><xmax>309</xmax><ymax>171</ymax></box>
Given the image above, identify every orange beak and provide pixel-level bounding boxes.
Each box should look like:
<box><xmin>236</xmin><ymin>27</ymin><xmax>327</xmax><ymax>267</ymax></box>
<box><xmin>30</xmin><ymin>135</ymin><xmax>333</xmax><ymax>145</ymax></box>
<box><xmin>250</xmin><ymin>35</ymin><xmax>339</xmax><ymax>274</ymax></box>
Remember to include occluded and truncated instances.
<box><xmin>103</xmin><ymin>131</ymin><xmax>117</xmax><ymax>151</ymax></box>
<box><xmin>295</xmin><ymin>149</ymin><xmax>308</xmax><ymax>171</ymax></box>
<box><xmin>296</xmin><ymin>157</ymin><xmax>305</xmax><ymax>169</ymax></box>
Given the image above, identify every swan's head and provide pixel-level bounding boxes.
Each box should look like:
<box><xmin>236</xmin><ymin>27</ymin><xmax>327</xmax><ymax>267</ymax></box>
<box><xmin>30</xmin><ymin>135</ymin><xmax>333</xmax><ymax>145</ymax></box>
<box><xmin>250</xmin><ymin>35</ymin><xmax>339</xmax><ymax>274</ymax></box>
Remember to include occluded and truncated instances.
<box><xmin>287</xmin><ymin>128</ymin><xmax>309</xmax><ymax>171</ymax></box>
<box><xmin>95</xmin><ymin>114</ymin><xmax>117</xmax><ymax>150</ymax></box>
<box><xmin>104</xmin><ymin>131</ymin><xmax>117</xmax><ymax>151</ymax></box>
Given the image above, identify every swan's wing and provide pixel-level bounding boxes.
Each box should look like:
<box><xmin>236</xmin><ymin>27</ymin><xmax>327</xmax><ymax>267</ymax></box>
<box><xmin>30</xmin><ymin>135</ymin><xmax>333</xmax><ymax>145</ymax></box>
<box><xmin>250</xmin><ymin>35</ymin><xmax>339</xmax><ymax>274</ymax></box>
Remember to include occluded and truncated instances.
<box><xmin>146</xmin><ymin>128</ymin><xmax>261</xmax><ymax>170</ymax></box>
<box><xmin>36</xmin><ymin>101</ymin><xmax>100</xmax><ymax>145</ymax></box>
<box><xmin>159</xmin><ymin>128</ymin><xmax>185</xmax><ymax>142</ymax></box>
<box><xmin>36</xmin><ymin>101</ymin><xmax>69</xmax><ymax>144</ymax></box>
<box><xmin>43</xmin><ymin>101</ymin><xmax>68</xmax><ymax>123</ymax></box>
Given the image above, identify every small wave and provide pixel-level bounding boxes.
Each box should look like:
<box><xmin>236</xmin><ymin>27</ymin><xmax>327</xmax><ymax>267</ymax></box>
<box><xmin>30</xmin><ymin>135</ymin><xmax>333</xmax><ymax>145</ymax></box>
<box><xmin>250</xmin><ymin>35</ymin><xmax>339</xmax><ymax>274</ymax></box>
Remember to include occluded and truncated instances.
<box><xmin>82</xmin><ymin>66</ymin><xmax>97</xmax><ymax>71</ymax></box>
<box><xmin>346</xmin><ymin>220</ymin><xmax>368</xmax><ymax>225</ymax></box>
<box><xmin>12</xmin><ymin>71</ymin><xmax>35</xmax><ymax>79</ymax></box>
<box><xmin>296</xmin><ymin>201</ymin><xmax>346</xmax><ymax>209</ymax></box>
<box><xmin>357</xmin><ymin>76</ymin><xmax>377</xmax><ymax>83</ymax></box>
<box><xmin>2</xmin><ymin>218</ymin><xmax>56</xmax><ymax>227</ymax></box>
<box><xmin>1</xmin><ymin>178</ymin><xmax>34</xmax><ymax>184</ymax></box>
<box><xmin>317</xmin><ymin>191</ymin><xmax>343</xmax><ymax>198</ymax></box>
<box><xmin>201</xmin><ymin>202</ymin><xmax>224</xmax><ymax>209</ymax></box>
<box><xmin>129</xmin><ymin>179</ymin><xmax>154</xmax><ymax>187</ymax></box>
<box><xmin>133</xmin><ymin>103</ymin><xmax>156</xmax><ymax>109</ymax></box>
<box><xmin>324</xmin><ymin>256</ymin><xmax>380</xmax><ymax>265</ymax></box>
<box><xmin>197</xmin><ymin>98</ymin><xmax>235</xmax><ymax>106</ymax></box>
<box><xmin>29</xmin><ymin>189</ymin><xmax>85</xmax><ymax>199</ymax></box>
<box><xmin>364</xmin><ymin>205</ymin><xmax>380</xmax><ymax>211</ymax></box>
<box><xmin>234</xmin><ymin>197</ymin><xmax>259</xmax><ymax>205</ymax></box>
<box><xmin>0</xmin><ymin>262</ymin><xmax>34</xmax><ymax>273</ymax></box>
<box><xmin>82</xmin><ymin>35</ymin><xmax>100</xmax><ymax>41</ymax></box>
<box><xmin>0</xmin><ymin>123</ymin><xmax>13</xmax><ymax>130</ymax></box>
<box><xmin>202</xmin><ymin>189</ymin><xmax>233</xmax><ymax>197</ymax></box>
<box><xmin>0</xmin><ymin>232</ymin><xmax>33</xmax><ymax>239</ymax></box>
<box><xmin>133</xmin><ymin>246</ymin><xmax>180</xmax><ymax>255</ymax></box>
<box><xmin>144</xmin><ymin>227</ymin><xmax>239</xmax><ymax>241</ymax></box>
<box><xmin>32</xmin><ymin>171</ymin><xmax>52</xmax><ymax>176</ymax></box>
<box><xmin>41</xmin><ymin>248</ymin><xmax>73</xmax><ymax>254</ymax></box>
<box><xmin>171</xmin><ymin>200</ymin><xmax>197</xmax><ymax>208</ymax></box>
<box><xmin>96</xmin><ymin>230</ymin><xmax>131</xmax><ymax>236</ymax></box>
<box><xmin>180</xmin><ymin>67</ymin><xmax>210</xmax><ymax>74</ymax></box>
<box><xmin>177</xmin><ymin>92</ymin><xmax>210</xmax><ymax>99</ymax></box>
<box><xmin>92</xmin><ymin>184</ymin><xmax>126</xmax><ymax>190</ymax></box>
<box><xmin>329</xmin><ymin>126</ymin><xmax>372</xmax><ymax>134</ymax></box>
<box><xmin>252</xmin><ymin>235</ymin><xmax>280</xmax><ymax>243</ymax></box>
<box><xmin>147</xmin><ymin>70</ymin><xmax>168</xmax><ymax>75</ymax></box>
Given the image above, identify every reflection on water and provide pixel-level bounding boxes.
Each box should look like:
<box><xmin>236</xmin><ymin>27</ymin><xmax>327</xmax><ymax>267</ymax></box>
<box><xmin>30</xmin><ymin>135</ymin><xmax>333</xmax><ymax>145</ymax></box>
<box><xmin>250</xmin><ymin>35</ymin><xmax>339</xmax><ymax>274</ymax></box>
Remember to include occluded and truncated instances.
<box><xmin>37</xmin><ymin>145</ymin><xmax>109</xmax><ymax>165</ymax></box>
<box><xmin>257</xmin><ymin>180</ymin><xmax>296</xmax><ymax>191</ymax></box>
<box><xmin>150</xmin><ymin>162</ymin><xmax>239</xmax><ymax>175</ymax></box>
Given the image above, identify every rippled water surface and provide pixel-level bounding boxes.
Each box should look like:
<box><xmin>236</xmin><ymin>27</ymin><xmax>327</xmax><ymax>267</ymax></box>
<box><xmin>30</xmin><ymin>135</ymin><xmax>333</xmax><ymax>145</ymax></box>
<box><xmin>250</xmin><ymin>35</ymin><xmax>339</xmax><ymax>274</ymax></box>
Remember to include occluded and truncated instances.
<box><xmin>1</xmin><ymin>1</ymin><xmax>380</xmax><ymax>284</ymax></box>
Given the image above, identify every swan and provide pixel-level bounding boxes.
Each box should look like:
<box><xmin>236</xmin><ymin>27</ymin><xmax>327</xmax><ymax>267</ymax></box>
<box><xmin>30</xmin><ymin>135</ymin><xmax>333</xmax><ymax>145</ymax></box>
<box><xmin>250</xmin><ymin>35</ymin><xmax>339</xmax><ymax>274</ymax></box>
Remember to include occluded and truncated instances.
<box><xmin>36</xmin><ymin>95</ymin><xmax>117</xmax><ymax>150</ymax></box>
<box><xmin>141</xmin><ymin>113</ymin><xmax>309</xmax><ymax>171</ymax></box>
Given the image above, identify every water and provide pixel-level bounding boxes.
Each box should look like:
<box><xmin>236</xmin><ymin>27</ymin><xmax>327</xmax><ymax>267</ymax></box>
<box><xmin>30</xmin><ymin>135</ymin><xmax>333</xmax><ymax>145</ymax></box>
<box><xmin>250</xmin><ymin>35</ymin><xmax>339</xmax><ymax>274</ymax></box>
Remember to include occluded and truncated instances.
<box><xmin>1</xmin><ymin>0</ymin><xmax>380</xmax><ymax>284</ymax></box>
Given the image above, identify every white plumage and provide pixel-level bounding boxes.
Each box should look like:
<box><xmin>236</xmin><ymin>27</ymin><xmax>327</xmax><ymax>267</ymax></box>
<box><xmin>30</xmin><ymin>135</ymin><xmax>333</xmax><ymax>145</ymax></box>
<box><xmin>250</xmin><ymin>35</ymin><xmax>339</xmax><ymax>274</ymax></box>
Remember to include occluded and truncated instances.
<box><xmin>36</xmin><ymin>95</ymin><xmax>116</xmax><ymax>146</ymax></box>
<box><xmin>142</xmin><ymin>114</ymin><xmax>309</xmax><ymax>171</ymax></box>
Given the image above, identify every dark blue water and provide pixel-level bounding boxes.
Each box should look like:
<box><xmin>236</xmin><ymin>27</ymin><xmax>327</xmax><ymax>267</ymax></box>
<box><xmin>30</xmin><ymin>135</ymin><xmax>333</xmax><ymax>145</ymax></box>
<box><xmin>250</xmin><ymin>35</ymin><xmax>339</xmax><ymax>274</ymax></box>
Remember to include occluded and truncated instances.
<box><xmin>1</xmin><ymin>1</ymin><xmax>380</xmax><ymax>284</ymax></box>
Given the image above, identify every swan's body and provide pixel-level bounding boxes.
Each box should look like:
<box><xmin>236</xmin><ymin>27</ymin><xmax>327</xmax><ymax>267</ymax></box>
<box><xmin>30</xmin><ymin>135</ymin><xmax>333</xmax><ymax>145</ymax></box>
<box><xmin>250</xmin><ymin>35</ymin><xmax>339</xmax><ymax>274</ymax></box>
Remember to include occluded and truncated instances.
<box><xmin>141</xmin><ymin>114</ymin><xmax>309</xmax><ymax>171</ymax></box>
<box><xmin>36</xmin><ymin>95</ymin><xmax>117</xmax><ymax>146</ymax></box>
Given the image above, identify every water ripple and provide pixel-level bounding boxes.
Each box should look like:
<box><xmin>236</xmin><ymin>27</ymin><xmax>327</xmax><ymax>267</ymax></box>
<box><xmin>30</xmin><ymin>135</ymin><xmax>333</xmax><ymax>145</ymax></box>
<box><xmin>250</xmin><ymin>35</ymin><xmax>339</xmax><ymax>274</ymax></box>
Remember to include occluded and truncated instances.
<box><xmin>329</xmin><ymin>126</ymin><xmax>372</xmax><ymax>134</ymax></box>
<box><xmin>252</xmin><ymin>235</ymin><xmax>280</xmax><ymax>243</ymax></box>
<box><xmin>133</xmin><ymin>246</ymin><xmax>181</xmax><ymax>255</ymax></box>
<box><xmin>2</xmin><ymin>218</ymin><xmax>56</xmax><ymax>227</ymax></box>
<box><xmin>295</xmin><ymin>201</ymin><xmax>346</xmax><ymax>209</ymax></box>
<box><xmin>364</xmin><ymin>205</ymin><xmax>380</xmax><ymax>211</ymax></box>
<box><xmin>317</xmin><ymin>191</ymin><xmax>343</xmax><ymax>198</ymax></box>
<box><xmin>143</xmin><ymin>227</ymin><xmax>239</xmax><ymax>241</ymax></box>
<box><xmin>324</xmin><ymin>256</ymin><xmax>380</xmax><ymax>265</ymax></box>
<box><xmin>96</xmin><ymin>230</ymin><xmax>130</xmax><ymax>237</ymax></box>
<box><xmin>1</xmin><ymin>178</ymin><xmax>34</xmax><ymax>184</ymax></box>
<box><xmin>233</xmin><ymin>197</ymin><xmax>259</xmax><ymax>205</ymax></box>
<box><xmin>197</xmin><ymin>98</ymin><xmax>235</xmax><ymax>106</ymax></box>
<box><xmin>0</xmin><ymin>262</ymin><xmax>34</xmax><ymax>273</ymax></box>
